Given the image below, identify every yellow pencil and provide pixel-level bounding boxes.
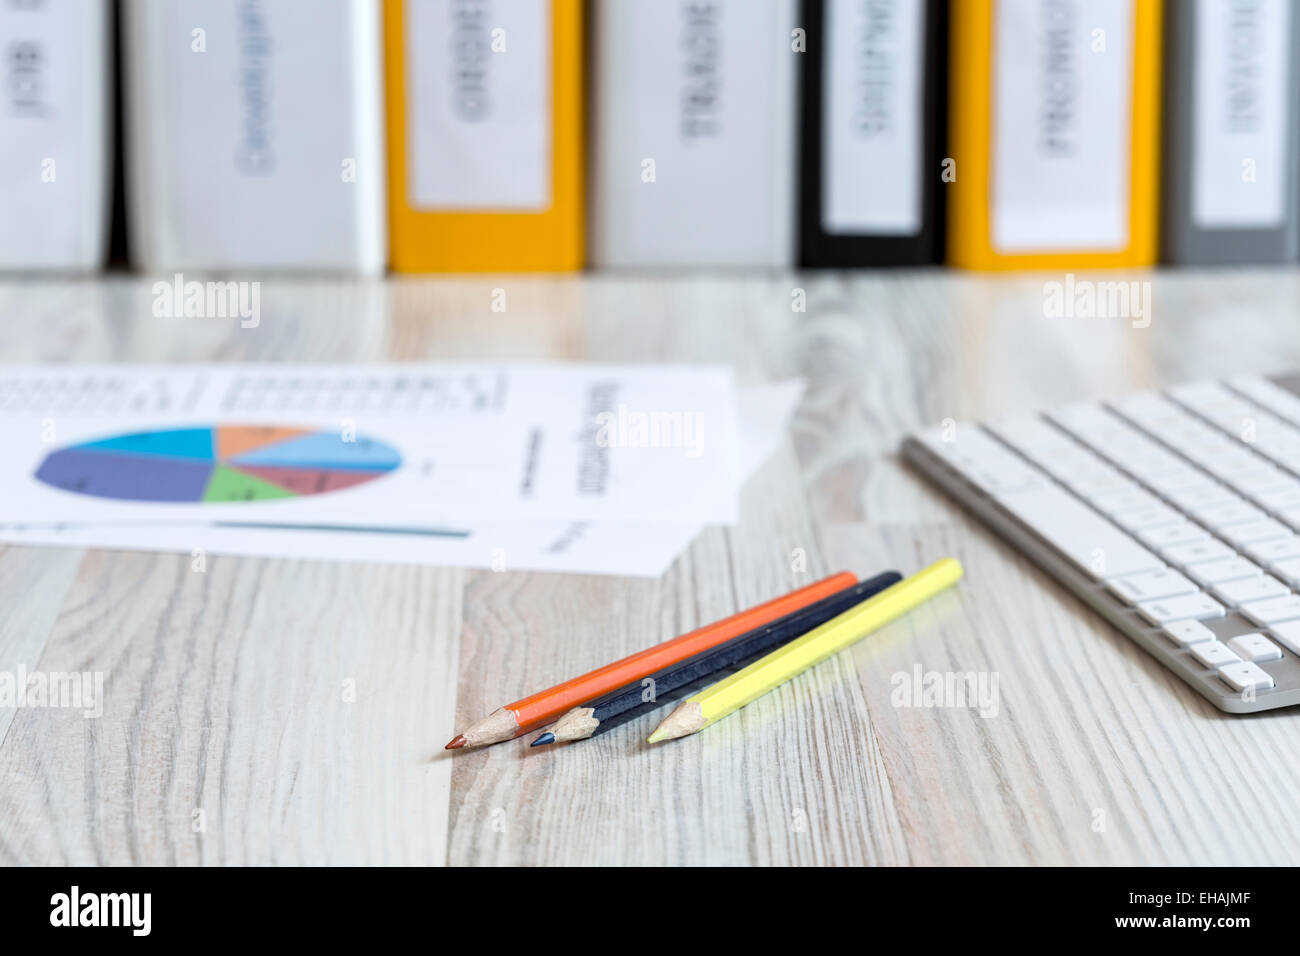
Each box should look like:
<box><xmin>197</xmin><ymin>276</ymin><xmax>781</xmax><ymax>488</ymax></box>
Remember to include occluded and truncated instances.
<box><xmin>647</xmin><ymin>558</ymin><xmax>964</xmax><ymax>742</ymax></box>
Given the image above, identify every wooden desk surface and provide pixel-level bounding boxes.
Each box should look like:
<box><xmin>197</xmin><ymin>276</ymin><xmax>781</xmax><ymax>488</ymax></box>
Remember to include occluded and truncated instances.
<box><xmin>3</xmin><ymin>269</ymin><xmax>1300</xmax><ymax>865</ymax></box>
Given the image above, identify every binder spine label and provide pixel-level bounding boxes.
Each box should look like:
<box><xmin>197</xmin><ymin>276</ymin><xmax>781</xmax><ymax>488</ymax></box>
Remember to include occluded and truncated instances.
<box><xmin>1191</xmin><ymin>0</ymin><xmax>1292</xmax><ymax>229</ymax></box>
<box><xmin>990</xmin><ymin>0</ymin><xmax>1134</xmax><ymax>252</ymax></box>
<box><xmin>820</xmin><ymin>0</ymin><xmax>924</xmax><ymax>236</ymax></box>
<box><xmin>0</xmin><ymin>0</ymin><xmax>86</xmax><ymax>252</ymax></box>
<box><xmin>405</xmin><ymin>0</ymin><xmax>552</xmax><ymax>211</ymax></box>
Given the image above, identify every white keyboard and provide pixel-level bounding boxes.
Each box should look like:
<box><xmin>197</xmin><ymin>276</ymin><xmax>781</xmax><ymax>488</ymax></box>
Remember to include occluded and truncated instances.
<box><xmin>902</xmin><ymin>373</ymin><xmax>1300</xmax><ymax>712</ymax></box>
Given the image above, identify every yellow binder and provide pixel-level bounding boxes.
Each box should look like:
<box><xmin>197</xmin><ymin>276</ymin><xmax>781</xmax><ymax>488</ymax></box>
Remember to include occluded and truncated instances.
<box><xmin>946</xmin><ymin>0</ymin><xmax>1161</xmax><ymax>269</ymax></box>
<box><xmin>384</xmin><ymin>0</ymin><xmax>583</xmax><ymax>272</ymax></box>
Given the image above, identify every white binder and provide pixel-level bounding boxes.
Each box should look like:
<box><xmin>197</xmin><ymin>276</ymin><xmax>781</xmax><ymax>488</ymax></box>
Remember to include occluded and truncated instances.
<box><xmin>0</xmin><ymin>0</ymin><xmax>111</xmax><ymax>272</ymax></box>
<box><xmin>589</xmin><ymin>0</ymin><xmax>798</xmax><ymax>267</ymax></box>
<box><xmin>123</xmin><ymin>0</ymin><xmax>386</xmax><ymax>273</ymax></box>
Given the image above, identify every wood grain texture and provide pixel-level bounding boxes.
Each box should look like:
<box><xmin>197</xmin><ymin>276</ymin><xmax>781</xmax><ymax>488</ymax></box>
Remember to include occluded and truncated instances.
<box><xmin>1</xmin><ymin>268</ymin><xmax>1299</xmax><ymax>865</ymax></box>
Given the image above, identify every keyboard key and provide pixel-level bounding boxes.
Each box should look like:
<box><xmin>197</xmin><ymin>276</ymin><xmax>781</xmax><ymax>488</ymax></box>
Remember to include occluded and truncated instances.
<box><xmin>1108</xmin><ymin>439</ymin><xmax>1166</xmax><ymax>462</ymax></box>
<box><xmin>1218</xmin><ymin>661</ymin><xmax>1275</xmax><ymax>693</ymax></box>
<box><xmin>1112</xmin><ymin>391</ymin><xmax>1181</xmax><ymax>421</ymax></box>
<box><xmin>1189</xmin><ymin>500</ymin><xmax>1263</xmax><ymax>529</ymax></box>
<box><xmin>1268</xmin><ymin>620</ymin><xmax>1300</xmax><ymax>655</ymax></box>
<box><xmin>991</xmin><ymin>484</ymin><xmax>1164</xmax><ymax>580</ymax></box>
<box><xmin>1086</xmin><ymin>487</ymin><xmax>1160</xmax><ymax>515</ymax></box>
<box><xmin>1244</xmin><ymin>536</ymin><xmax>1300</xmax><ymax>564</ymax></box>
<box><xmin>1229</xmin><ymin>375</ymin><xmax>1300</xmax><ymax>418</ymax></box>
<box><xmin>965</xmin><ymin>461</ymin><xmax>1045</xmax><ymax>495</ymax></box>
<box><xmin>1164</xmin><ymin>483</ymin><xmax>1236</xmax><ymax>512</ymax></box>
<box><xmin>1048</xmin><ymin>403</ymin><xmax>1122</xmax><ymax>433</ymax></box>
<box><xmin>1107</xmin><ymin>569</ymin><xmax>1198</xmax><ymax>604</ymax></box>
<box><xmin>1226</xmin><ymin>633</ymin><xmax>1283</xmax><ymax>663</ymax></box>
<box><xmin>1190</xmin><ymin>640</ymin><xmax>1243</xmax><ymax>668</ymax></box>
<box><xmin>1212</xmin><ymin>575</ymin><xmax>1290</xmax><ymax>607</ymax></box>
<box><xmin>1231</xmin><ymin>469</ymin><xmax>1290</xmax><ymax>493</ymax></box>
<box><xmin>1163</xmin><ymin>433</ymin><xmax>1233</xmax><ymax>463</ymax></box>
<box><xmin>1113</xmin><ymin>504</ymin><xmax>1183</xmax><ymax>532</ymax></box>
<box><xmin>1278</xmin><ymin>508</ymin><xmax>1300</xmax><ymax>532</ymax></box>
<box><xmin>1161</xmin><ymin>619</ymin><xmax>1217</xmax><ymax>647</ymax></box>
<box><xmin>1250</xmin><ymin>484</ymin><xmax>1300</xmax><ymax>512</ymax></box>
<box><xmin>1061</xmin><ymin>471</ymin><xmax>1134</xmax><ymax>496</ymax></box>
<box><xmin>984</xmin><ymin>416</ymin><xmax>1074</xmax><ymax>458</ymax></box>
<box><xmin>1113</xmin><ymin>391</ymin><xmax>1187</xmax><ymax>422</ymax></box>
<box><xmin>1186</xmin><ymin>556</ymin><xmax>1264</xmax><ymax>586</ymax></box>
<box><xmin>1269</xmin><ymin>557</ymin><xmax>1300</xmax><ymax>587</ymax></box>
<box><xmin>1039</xmin><ymin>455</ymin><xmax>1109</xmax><ymax>482</ymax></box>
<box><xmin>1116</xmin><ymin>449</ymin><xmax>1181</xmax><ymax>474</ymax></box>
<box><xmin>1204</xmin><ymin>455</ymin><xmax>1267</xmax><ymax>481</ymax></box>
<box><xmin>1161</xmin><ymin>539</ymin><xmax>1234</xmax><ymax>567</ymax></box>
<box><xmin>1241</xmin><ymin>594</ymin><xmax>1300</xmax><ymax>627</ymax></box>
<box><xmin>1136</xmin><ymin>522</ymin><xmax>1209</xmax><ymax>549</ymax></box>
<box><xmin>1273</xmin><ymin>451</ymin><xmax>1300</xmax><ymax>474</ymax></box>
<box><xmin>1144</xmin><ymin>467</ymin><xmax>1213</xmax><ymax>494</ymax></box>
<box><xmin>1220</xmin><ymin>519</ymin><xmax>1291</xmax><ymax>548</ymax></box>
<box><xmin>1165</xmin><ymin>426</ymin><xmax>1224</xmax><ymax>446</ymax></box>
<box><xmin>1168</xmin><ymin>381</ymin><xmax>1238</xmax><ymax>410</ymax></box>
<box><xmin>1137</xmin><ymin>593</ymin><xmax>1226</xmax><ymax>625</ymax></box>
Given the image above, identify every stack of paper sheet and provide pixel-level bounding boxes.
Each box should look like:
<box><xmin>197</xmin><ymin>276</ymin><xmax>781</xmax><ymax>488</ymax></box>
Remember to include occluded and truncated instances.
<box><xmin>0</xmin><ymin>365</ymin><xmax>802</xmax><ymax>577</ymax></box>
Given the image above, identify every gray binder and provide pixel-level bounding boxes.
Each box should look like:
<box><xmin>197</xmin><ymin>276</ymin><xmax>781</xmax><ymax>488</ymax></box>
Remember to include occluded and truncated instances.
<box><xmin>1163</xmin><ymin>1</ymin><xmax>1300</xmax><ymax>264</ymax></box>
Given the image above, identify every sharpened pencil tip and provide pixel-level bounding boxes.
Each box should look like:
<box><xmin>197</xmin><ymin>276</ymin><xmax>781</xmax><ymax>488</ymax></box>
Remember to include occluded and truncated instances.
<box><xmin>531</xmin><ymin>732</ymin><xmax>556</xmax><ymax>747</ymax></box>
<box><xmin>445</xmin><ymin>735</ymin><xmax>467</xmax><ymax>750</ymax></box>
<box><xmin>648</xmin><ymin>701</ymin><xmax>706</xmax><ymax>742</ymax></box>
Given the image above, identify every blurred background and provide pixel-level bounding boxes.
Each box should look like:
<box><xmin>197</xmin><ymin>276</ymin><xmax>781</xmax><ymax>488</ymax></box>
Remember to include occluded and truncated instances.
<box><xmin>4</xmin><ymin>0</ymin><xmax>1295</xmax><ymax>279</ymax></box>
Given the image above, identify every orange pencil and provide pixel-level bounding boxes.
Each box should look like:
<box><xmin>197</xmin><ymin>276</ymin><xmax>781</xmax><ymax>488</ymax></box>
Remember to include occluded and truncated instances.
<box><xmin>445</xmin><ymin>572</ymin><xmax>858</xmax><ymax>749</ymax></box>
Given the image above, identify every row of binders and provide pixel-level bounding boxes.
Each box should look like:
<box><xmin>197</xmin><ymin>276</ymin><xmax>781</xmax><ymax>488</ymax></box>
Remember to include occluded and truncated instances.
<box><xmin>5</xmin><ymin>0</ymin><xmax>1300</xmax><ymax>273</ymax></box>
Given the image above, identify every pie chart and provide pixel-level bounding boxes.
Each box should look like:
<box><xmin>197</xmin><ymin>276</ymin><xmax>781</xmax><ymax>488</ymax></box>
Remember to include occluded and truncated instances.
<box><xmin>33</xmin><ymin>425</ymin><xmax>401</xmax><ymax>503</ymax></box>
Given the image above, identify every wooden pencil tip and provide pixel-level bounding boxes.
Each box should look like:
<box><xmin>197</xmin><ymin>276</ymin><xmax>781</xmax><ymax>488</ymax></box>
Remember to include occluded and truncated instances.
<box><xmin>552</xmin><ymin>706</ymin><xmax>599</xmax><ymax>742</ymax></box>
<box><xmin>445</xmin><ymin>735</ymin><xmax>467</xmax><ymax>750</ymax></box>
<box><xmin>454</xmin><ymin>707</ymin><xmax>521</xmax><ymax>749</ymax></box>
<box><xmin>531</xmin><ymin>732</ymin><xmax>556</xmax><ymax>747</ymax></box>
<box><xmin>647</xmin><ymin>701</ymin><xmax>707</xmax><ymax>743</ymax></box>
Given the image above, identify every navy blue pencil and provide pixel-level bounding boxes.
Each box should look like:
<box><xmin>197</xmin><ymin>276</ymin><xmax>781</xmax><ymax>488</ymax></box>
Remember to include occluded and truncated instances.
<box><xmin>531</xmin><ymin>570</ymin><xmax>903</xmax><ymax>745</ymax></box>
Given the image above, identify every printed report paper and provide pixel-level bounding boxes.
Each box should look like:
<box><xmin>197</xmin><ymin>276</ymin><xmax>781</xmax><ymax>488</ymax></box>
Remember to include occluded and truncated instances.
<box><xmin>0</xmin><ymin>380</ymin><xmax>802</xmax><ymax>577</ymax></box>
<box><xmin>0</xmin><ymin>363</ymin><xmax>738</xmax><ymax>526</ymax></box>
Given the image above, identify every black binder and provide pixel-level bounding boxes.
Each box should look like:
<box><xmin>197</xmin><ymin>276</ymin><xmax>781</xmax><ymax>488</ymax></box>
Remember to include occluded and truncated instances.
<box><xmin>797</xmin><ymin>0</ymin><xmax>946</xmax><ymax>267</ymax></box>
